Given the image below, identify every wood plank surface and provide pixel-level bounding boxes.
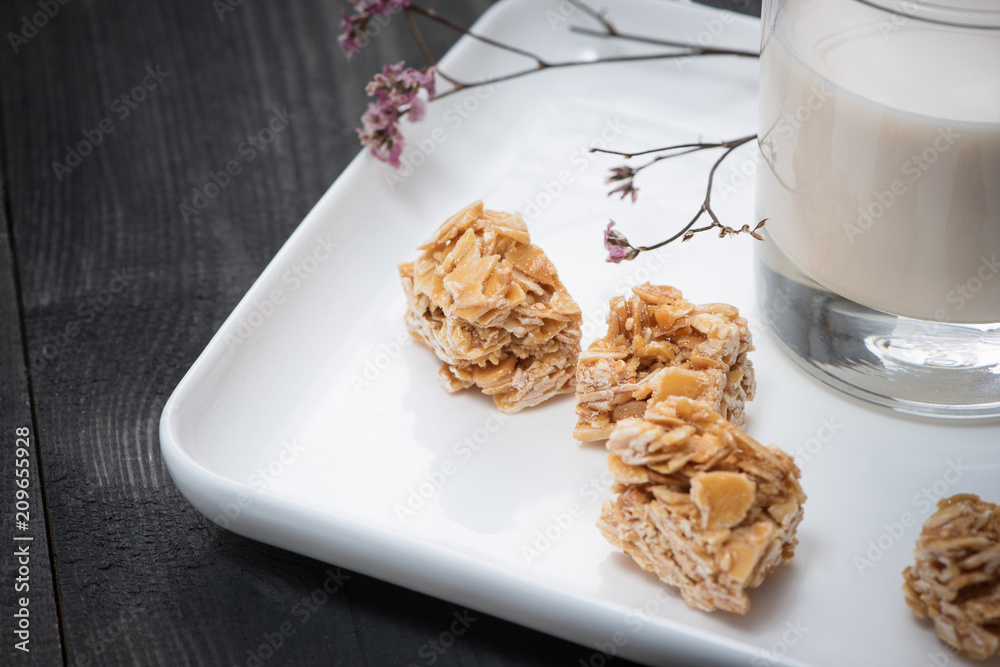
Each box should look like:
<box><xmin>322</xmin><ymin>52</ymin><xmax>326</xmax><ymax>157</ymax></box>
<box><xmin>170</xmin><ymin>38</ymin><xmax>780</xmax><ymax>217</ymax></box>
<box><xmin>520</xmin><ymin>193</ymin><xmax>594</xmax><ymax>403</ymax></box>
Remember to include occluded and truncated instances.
<box><xmin>0</xmin><ymin>0</ymin><xmax>760</xmax><ymax>665</ymax></box>
<box><xmin>0</xmin><ymin>157</ymin><xmax>64</xmax><ymax>665</ymax></box>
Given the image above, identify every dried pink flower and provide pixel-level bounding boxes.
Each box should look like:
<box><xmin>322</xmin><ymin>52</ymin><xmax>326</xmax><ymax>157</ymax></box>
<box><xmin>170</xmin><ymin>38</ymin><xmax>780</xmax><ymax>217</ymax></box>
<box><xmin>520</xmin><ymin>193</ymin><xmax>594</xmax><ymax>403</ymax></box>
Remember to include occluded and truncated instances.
<box><xmin>338</xmin><ymin>11</ymin><xmax>370</xmax><ymax>59</ymax></box>
<box><xmin>353</xmin><ymin>0</ymin><xmax>410</xmax><ymax>15</ymax></box>
<box><xmin>606</xmin><ymin>165</ymin><xmax>639</xmax><ymax>202</ymax></box>
<box><xmin>609</xmin><ymin>180</ymin><xmax>639</xmax><ymax>203</ymax></box>
<box><xmin>338</xmin><ymin>1</ymin><xmax>410</xmax><ymax>59</ymax></box>
<box><xmin>604</xmin><ymin>221</ymin><xmax>640</xmax><ymax>263</ymax></box>
<box><xmin>357</xmin><ymin>62</ymin><xmax>437</xmax><ymax>168</ymax></box>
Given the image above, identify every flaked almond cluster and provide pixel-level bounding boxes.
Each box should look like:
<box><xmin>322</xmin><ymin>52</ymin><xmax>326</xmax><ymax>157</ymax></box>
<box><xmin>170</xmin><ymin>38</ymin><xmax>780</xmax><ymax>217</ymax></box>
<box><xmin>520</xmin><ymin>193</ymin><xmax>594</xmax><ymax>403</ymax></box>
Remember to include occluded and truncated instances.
<box><xmin>573</xmin><ymin>283</ymin><xmax>755</xmax><ymax>442</ymax></box>
<box><xmin>399</xmin><ymin>201</ymin><xmax>582</xmax><ymax>413</ymax></box>
<box><xmin>903</xmin><ymin>494</ymin><xmax>1000</xmax><ymax>660</ymax></box>
<box><xmin>598</xmin><ymin>396</ymin><xmax>806</xmax><ymax>614</ymax></box>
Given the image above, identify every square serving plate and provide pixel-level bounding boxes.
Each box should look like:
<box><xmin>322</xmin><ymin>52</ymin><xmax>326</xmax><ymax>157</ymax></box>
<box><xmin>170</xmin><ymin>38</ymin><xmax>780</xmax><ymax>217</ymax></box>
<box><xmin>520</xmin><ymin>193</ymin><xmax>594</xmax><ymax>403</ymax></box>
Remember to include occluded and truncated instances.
<box><xmin>159</xmin><ymin>1</ymin><xmax>1000</xmax><ymax>665</ymax></box>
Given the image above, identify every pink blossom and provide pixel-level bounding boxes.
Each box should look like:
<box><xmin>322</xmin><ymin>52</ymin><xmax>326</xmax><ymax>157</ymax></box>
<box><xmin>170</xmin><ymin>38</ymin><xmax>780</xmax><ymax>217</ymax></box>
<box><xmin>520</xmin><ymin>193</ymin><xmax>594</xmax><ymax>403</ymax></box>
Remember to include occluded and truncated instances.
<box><xmin>357</xmin><ymin>62</ymin><xmax>437</xmax><ymax>169</ymax></box>
<box><xmin>353</xmin><ymin>0</ymin><xmax>410</xmax><ymax>15</ymax></box>
<box><xmin>338</xmin><ymin>1</ymin><xmax>411</xmax><ymax>59</ymax></box>
<box><xmin>338</xmin><ymin>11</ymin><xmax>370</xmax><ymax>60</ymax></box>
<box><xmin>604</xmin><ymin>221</ymin><xmax>639</xmax><ymax>263</ymax></box>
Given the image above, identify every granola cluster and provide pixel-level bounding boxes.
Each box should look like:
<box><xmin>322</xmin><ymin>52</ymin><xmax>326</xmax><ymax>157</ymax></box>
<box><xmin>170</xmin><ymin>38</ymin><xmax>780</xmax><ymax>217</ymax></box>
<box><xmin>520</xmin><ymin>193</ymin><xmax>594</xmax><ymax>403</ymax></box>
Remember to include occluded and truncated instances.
<box><xmin>573</xmin><ymin>283</ymin><xmax>755</xmax><ymax>442</ymax></box>
<box><xmin>903</xmin><ymin>494</ymin><xmax>1000</xmax><ymax>660</ymax></box>
<box><xmin>399</xmin><ymin>201</ymin><xmax>582</xmax><ymax>413</ymax></box>
<box><xmin>597</xmin><ymin>397</ymin><xmax>806</xmax><ymax>614</ymax></box>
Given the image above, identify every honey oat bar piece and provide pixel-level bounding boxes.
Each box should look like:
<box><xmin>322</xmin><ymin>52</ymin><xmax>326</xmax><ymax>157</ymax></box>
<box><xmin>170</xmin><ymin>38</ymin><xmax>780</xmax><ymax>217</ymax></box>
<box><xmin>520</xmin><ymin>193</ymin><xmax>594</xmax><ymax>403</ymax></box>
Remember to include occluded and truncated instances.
<box><xmin>574</xmin><ymin>283</ymin><xmax>755</xmax><ymax>441</ymax></box>
<box><xmin>597</xmin><ymin>396</ymin><xmax>806</xmax><ymax>614</ymax></box>
<box><xmin>903</xmin><ymin>494</ymin><xmax>1000</xmax><ymax>660</ymax></box>
<box><xmin>399</xmin><ymin>201</ymin><xmax>582</xmax><ymax>413</ymax></box>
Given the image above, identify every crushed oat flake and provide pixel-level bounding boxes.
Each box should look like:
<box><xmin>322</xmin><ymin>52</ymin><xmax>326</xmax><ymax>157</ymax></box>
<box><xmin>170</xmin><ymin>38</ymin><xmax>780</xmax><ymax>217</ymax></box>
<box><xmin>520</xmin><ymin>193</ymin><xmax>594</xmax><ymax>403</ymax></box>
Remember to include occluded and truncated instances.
<box><xmin>399</xmin><ymin>201</ymin><xmax>581</xmax><ymax>413</ymax></box>
<box><xmin>597</xmin><ymin>396</ymin><xmax>805</xmax><ymax>614</ymax></box>
<box><xmin>903</xmin><ymin>493</ymin><xmax>1000</xmax><ymax>660</ymax></box>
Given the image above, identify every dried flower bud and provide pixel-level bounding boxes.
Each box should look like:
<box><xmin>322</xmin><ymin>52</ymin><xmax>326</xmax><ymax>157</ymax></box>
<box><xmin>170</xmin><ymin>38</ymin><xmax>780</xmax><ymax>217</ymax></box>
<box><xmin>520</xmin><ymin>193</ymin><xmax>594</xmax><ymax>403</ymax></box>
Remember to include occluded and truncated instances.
<box><xmin>609</xmin><ymin>181</ymin><xmax>639</xmax><ymax>203</ymax></box>
<box><xmin>606</xmin><ymin>166</ymin><xmax>636</xmax><ymax>183</ymax></box>
<box><xmin>606</xmin><ymin>166</ymin><xmax>639</xmax><ymax>202</ymax></box>
<box><xmin>339</xmin><ymin>2</ymin><xmax>411</xmax><ymax>59</ymax></box>
<box><xmin>338</xmin><ymin>12</ymin><xmax>372</xmax><ymax>60</ymax></box>
<box><xmin>604</xmin><ymin>221</ymin><xmax>640</xmax><ymax>263</ymax></box>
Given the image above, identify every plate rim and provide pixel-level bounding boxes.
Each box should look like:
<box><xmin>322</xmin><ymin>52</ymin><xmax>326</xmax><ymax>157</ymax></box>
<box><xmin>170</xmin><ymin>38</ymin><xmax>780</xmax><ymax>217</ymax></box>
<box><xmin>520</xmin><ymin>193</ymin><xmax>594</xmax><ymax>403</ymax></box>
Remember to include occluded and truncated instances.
<box><xmin>156</xmin><ymin>2</ymin><xmax>800</xmax><ymax>665</ymax></box>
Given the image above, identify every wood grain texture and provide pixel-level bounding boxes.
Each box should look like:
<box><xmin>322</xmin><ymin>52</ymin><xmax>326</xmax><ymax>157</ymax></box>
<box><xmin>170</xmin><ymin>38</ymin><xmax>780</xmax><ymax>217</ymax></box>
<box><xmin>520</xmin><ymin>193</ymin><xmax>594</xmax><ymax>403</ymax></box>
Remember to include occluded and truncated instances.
<box><xmin>0</xmin><ymin>0</ymin><xmax>759</xmax><ymax>665</ymax></box>
<box><xmin>0</xmin><ymin>162</ymin><xmax>64</xmax><ymax>665</ymax></box>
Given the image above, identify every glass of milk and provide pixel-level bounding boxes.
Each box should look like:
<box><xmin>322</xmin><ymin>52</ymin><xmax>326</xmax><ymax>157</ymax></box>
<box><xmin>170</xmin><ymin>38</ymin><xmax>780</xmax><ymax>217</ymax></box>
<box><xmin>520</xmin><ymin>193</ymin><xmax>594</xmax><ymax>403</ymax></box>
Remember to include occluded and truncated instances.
<box><xmin>755</xmin><ymin>0</ymin><xmax>1000</xmax><ymax>417</ymax></box>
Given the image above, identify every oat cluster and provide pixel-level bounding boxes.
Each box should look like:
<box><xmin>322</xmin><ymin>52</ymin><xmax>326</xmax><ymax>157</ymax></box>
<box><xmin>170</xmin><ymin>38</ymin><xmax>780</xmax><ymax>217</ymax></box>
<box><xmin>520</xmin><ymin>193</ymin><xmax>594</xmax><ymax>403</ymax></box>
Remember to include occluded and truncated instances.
<box><xmin>399</xmin><ymin>201</ymin><xmax>582</xmax><ymax>413</ymax></box>
<box><xmin>903</xmin><ymin>494</ymin><xmax>1000</xmax><ymax>660</ymax></box>
<box><xmin>597</xmin><ymin>396</ymin><xmax>806</xmax><ymax>614</ymax></box>
<box><xmin>573</xmin><ymin>283</ymin><xmax>755</xmax><ymax>442</ymax></box>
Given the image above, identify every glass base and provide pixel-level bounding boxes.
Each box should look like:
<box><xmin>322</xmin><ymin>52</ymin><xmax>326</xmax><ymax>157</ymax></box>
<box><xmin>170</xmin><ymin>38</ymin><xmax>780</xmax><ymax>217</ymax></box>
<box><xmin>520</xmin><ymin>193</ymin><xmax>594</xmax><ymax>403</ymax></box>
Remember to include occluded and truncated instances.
<box><xmin>756</xmin><ymin>241</ymin><xmax>1000</xmax><ymax>419</ymax></box>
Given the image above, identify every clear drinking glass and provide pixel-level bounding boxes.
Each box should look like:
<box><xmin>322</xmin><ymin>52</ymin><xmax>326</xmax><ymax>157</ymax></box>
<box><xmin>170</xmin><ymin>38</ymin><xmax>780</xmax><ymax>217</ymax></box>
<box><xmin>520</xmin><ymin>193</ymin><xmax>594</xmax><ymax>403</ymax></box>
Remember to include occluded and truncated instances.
<box><xmin>755</xmin><ymin>0</ymin><xmax>1000</xmax><ymax>417</ymax></box>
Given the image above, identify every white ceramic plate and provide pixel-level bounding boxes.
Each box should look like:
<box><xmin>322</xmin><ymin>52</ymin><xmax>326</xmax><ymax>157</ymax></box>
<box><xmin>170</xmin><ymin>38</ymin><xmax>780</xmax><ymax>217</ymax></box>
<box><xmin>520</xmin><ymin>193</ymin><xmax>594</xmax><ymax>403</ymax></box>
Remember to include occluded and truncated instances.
<box><xmin>159</xmin><ymin>1</ymin><xmax>1000</xmax><ymax>665</ymax></box>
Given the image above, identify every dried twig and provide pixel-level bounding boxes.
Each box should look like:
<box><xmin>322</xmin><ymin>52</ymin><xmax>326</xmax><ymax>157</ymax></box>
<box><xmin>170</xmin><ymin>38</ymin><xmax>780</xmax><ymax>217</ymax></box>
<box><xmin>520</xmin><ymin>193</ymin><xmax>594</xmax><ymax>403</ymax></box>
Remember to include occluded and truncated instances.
<box><xmin>566</xmin><ymin>0</ymin><xmax>618</xmax><ymax>36</ymax></box>
<box><xmin>345</xmin><ymin>0</ymin><xmax>765</xmax><ymax>260</ymax></box>
<box><xmin>400</xmin><ymin>2</ymin><xmax>755</xmax><ymax>101</ymax></box>
<box><xmin>599</xmin><ymin>135</ymin><xmax>767</xmax><ymax>261</ymax></box>
<box><xmin>570</xmin><ymin>25</ymin><xmax>758</xmax><ymax>59</ymax></box>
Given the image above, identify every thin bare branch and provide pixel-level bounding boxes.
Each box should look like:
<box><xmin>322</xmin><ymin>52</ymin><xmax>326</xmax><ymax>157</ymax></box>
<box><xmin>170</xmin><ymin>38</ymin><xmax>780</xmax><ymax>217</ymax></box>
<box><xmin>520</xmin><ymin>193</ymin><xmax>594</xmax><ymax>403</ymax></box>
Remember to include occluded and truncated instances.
<box><xmin>599</xmin><ymin>135</ymin><xmax>763</xmax><ymax>256</ymax></box>
<box><xmin>632</xmin><ymin>136</ymin><xmax>762</xmax><ymax>251</ymax></box>
<box><xmin>404</xmin><ymin>9</ymin><xmax>435</xmax><ymax>66</ymax></box>
<box><xmin>431</xmin><ymin>50</ymin><xmax>745</xmax><ymax>101</ymax></box>
<box><xmin>590</xmin><ymin>134</ymin><xmax>757</xmax><ymax>160</ymax></box>
<box><xmin>570</xmin><ymin>25</ymin><xmax>759</xmax><ymax>59</ymax></box>
<box><xmin>408</xmin><ymin>5</ymin><xmax>552</xmax><ymax>66</ymax></box>
<box><xmin>566</xmin><ymin>0</ymin><xmax>618</xmax><ymax>35</ymax></box>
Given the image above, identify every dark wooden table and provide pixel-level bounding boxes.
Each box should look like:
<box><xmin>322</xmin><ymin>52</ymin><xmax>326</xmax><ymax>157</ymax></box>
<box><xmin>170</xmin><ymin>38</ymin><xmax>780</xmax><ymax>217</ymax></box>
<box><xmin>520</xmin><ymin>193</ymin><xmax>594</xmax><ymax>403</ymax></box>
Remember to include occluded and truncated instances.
<box><xmin>0</xmin><ymin>0</ymin><xmax>759</xmax><ymax>664</ymax></box>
